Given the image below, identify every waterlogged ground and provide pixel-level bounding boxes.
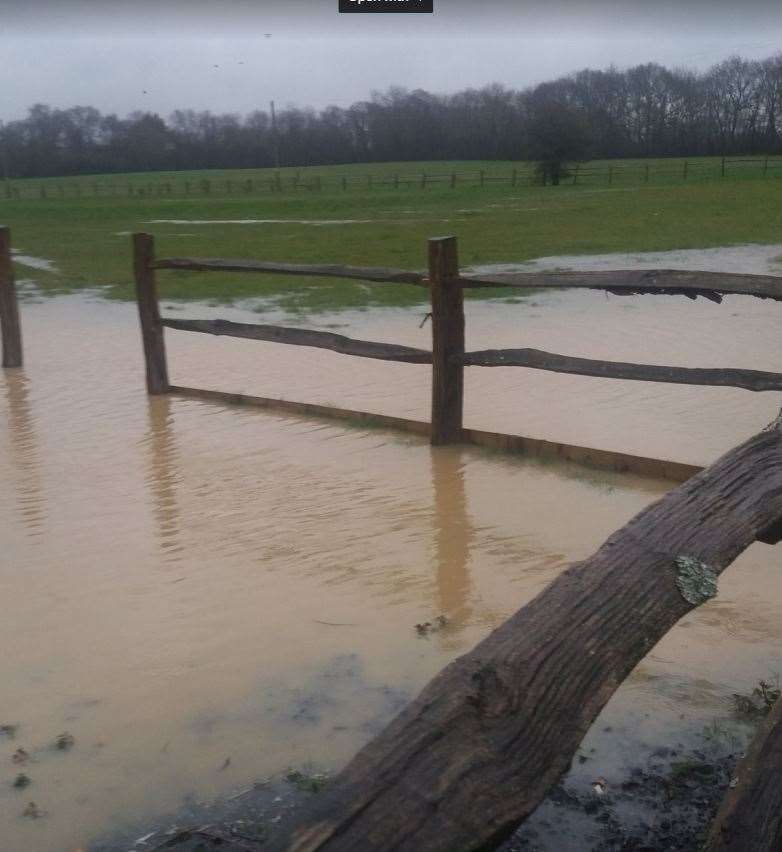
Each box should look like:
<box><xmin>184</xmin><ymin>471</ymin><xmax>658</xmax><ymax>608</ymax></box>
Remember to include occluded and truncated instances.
<box><xmin>2</xmin><ymin>267</ymin><xmax>782</xmax><ymax>851</ymax></box>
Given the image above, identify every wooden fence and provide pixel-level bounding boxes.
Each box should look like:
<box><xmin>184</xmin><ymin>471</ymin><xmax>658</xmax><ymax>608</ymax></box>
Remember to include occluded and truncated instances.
<box><xmin>134</xmin><ymin>231</ymin><xmax>782</xmax><ymax>480</ymax></box>
<box><xmin>5</xmin><ymin>156</ymin><xmax>782</xmax><ymax>202</ymax></box>
<box><xmin>0</xmin><ymin>226</ymin><xmax>22</xmax><ymax>368</ymax></box>
<box><xmin>130</xmin><ymin>234</ymin><xmax>782</xmax><ymax>850</ymax></box>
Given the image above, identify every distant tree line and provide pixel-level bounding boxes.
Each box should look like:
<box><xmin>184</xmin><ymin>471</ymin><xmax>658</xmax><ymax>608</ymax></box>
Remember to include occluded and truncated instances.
<box><xmin>1</xmin><ymin>53</ymin><xmax>781</xmax><ymax>179</ymax></box>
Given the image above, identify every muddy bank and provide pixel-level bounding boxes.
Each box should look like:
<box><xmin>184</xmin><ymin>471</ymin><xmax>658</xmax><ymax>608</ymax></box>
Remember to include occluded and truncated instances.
<box><xmin>93</xmin><ymin>712</ymin><xmax>756</xmax><ymax>852</ymax></box>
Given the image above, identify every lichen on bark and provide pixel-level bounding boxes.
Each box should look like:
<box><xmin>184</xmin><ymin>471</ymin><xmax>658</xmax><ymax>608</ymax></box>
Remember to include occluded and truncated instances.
<box><xmin>674</xmin><ymin>555</ymin><xmax>718</xmax><ymax>605</ymax></box>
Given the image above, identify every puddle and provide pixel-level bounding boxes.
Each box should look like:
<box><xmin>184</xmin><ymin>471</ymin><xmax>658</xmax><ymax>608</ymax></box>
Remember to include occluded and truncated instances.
<box><xmin>2</xmin><ymin>291</ymin><xmax>782</xmax><ymax>850</ymax></box>
<box><xmin>10</xmin><ymin>249</ymin><xmax>59</xmax><ymax>274</ymax></box>
<box><xmin>466</xmin><ymin>242</ymin><xmax>782</xmax><ymax>276</ymax></box>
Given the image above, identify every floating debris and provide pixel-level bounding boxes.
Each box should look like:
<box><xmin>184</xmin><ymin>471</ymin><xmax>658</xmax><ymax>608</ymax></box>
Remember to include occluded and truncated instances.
<box><xmin>674</xmin><ymin>555</ymin><xmax>718</xmax><ymax>605</ymax></box>
<box><xmin>0</xmin><ymin>724</ymin><xmax>18</xmax><ymax>739</ymax></box>
<box><xmin>592</xmin><ymin>776</ymin><xmax>608</xmax><ymax>795</ymax></box>
<box><xmin>286</xmin><ymin>768</ymin><xmax>329</xmax><ymax>793</ymax></box>
<box><xmin>12</xmin><ymin>748</ymin><xmax>30</xmax><ymax>765</ymax></box>
<box><xmin>22</xmin><ymin>801</ymin><xmax>45</xmax><ymax>819</ymax></box>
<box><xmin>415</xmin><ymin>614</ymin><xmax>449</xmax><ymax>636</ymax></box>
<box><xmin>13</xmin><ymin>773</ymin><xmax>31</xmax><ymax>789</ymax></box>
<box><xmin>55</xmin><ymin>732</ymin><xmax>75</xmax><ymax>751</ymax></box>
<box><xmin>219</xmin><ymin>757</ymin><xmax>232</xmax><ymax>771</ymax></box>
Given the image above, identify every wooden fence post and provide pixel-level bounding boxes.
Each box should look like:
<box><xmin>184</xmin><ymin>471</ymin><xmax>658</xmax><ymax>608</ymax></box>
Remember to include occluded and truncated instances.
<box><xmin>721</xmin><ymin>156</ymin><xmax>726</xmax><ymax>177</ymax></box>
<box><xmin>0</xmin><ymin>226</ymin><xmax>22</xmax><ymax>368</ymax></box>
<box><xmin>133</xmin><ymin>233</ymin><xmax>168</xmax><ymax>394</ymax></box>
<box><xmin>683</xmin><ymin>160</ymin><xmax>688</xmax><ymax>180</ymax></box>
<box><xmin>429</xmin><ymin>236</ymin><xmax>463</xmax><ymax>445</ymax></box>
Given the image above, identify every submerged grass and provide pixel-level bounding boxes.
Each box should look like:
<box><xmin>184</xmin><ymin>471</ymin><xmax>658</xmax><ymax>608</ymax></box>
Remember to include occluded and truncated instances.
<box><xmin>1</xmin><ymin>159</ymin><xmax>781</xmax><ymax>312</ymax></box>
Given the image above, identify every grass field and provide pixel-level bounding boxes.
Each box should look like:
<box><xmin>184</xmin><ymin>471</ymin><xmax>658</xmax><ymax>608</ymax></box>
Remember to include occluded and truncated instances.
<box><xmin>2</xmin><ymin>158</ymin><xmax>782</xmax><ymax>313</ymax></box>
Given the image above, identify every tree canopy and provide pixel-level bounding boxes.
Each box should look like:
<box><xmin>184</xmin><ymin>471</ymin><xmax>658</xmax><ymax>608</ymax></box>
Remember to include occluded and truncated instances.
<box><xmin>1</xmin><ymin>53</ymin><xmax>780</xmax><ymax>178</ymax></box>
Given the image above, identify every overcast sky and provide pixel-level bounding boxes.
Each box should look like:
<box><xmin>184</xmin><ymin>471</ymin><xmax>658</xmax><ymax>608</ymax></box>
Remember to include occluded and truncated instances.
<box><xmin>2</xmin><ymin>0</ymin><xmax>781</xmax><ymax>122</ymax></box>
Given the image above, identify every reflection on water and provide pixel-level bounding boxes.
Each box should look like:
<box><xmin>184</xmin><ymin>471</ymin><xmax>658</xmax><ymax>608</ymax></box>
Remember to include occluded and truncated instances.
<box><xmin>1</xmin><ymin>293</ymin><xmax>781</xmax><ymax>852</ymax></box>
<box><xmin>143</xmin><ymin>395</ymin><xmax>183</xmax><ymax>559</ymax></box>
<box><xmin>431</xmin><ymin>449</ymin><xmax>473</xmax><ymax>636</ymax></box>
<box><xmin>2</xmin><ymin>370</ymin><xmax>45</xmax><ymax>536</ymax></box>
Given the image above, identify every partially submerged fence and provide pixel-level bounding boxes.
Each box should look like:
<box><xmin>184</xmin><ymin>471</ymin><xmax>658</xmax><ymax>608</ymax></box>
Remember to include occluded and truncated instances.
<box><xmin>133</xmin><ymin>231</ymin><xmax>782</xmax><ymax>481</ymax></box>
<box><xmin>6</xmin><ymin>156</ymin><xmax>782</xmax><ymax>201</ymax></box>
<box><xmin>0</xmin><ymin>226</ymin><xmax>22</xmax><ymax>368</ymax></box>
<box><xmin>131</xmin><ymin>234</ymin><xmax>782</xmax><ymax>850</ymax></box>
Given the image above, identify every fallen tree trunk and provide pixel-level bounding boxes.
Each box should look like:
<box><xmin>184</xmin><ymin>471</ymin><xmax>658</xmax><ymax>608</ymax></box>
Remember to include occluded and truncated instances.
<box><xmin>271</xmin><ymin>417</ymin><xmax>782</xmax><ymax>852</ymax></box>
<box><xmin>705</xmin><ymin>695</ymin><xmax>782</xmax><ymax>851</ymax></box>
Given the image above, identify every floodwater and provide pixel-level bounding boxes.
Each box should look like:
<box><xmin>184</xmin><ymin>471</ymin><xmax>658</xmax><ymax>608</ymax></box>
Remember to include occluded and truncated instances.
<box><xmin>466</xmin><ymin>241</ymin><xmax>782</xmax><ymax>276</ymax></box>
<box><xmin>10</xmin><ymin>249</ymin><xmax>59</xmax><ymax>274</ymax></box>
<box><xmin>2</xmin><ymin>271</ymin><xmax>782</xmax><ymax>851</ymax></box>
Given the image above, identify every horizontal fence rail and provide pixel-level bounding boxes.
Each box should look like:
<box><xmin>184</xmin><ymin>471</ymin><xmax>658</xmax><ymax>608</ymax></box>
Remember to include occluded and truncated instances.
<box><xmin>162</xmin><ymin>318</ymin><xmax>433</xmax><ymax>363</ymax></box>
<box><xmin>133</xmin><ymin>231</ymin><xmax>782</xmax><ymax>480</ymax></box>
<box><xmin>153</xmin><ymin>256</ymin><xmax>426</xmax><ymax>285</ymax></box>
<box><xmin>458</xmin><ymin>269</ymin><xmax>782</xmax><ymax>301</ymax></box>
<box><xmin>6</xmin><ymin>156</ymin><xmax>782</xmax><ymax>202</ymax></box>
<box><xmin>462</xmin><ymin>348</ymin><xmax>782</xmax><ymax>392</ymax></box>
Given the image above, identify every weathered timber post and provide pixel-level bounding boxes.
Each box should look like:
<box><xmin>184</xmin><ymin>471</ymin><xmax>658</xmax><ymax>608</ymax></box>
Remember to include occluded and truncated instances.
<box><xmin>479</xmin><ymin>169</ymin><xmax>485</xmax><ymax>187</ymax></box>
<box><xmin>0</xmin><ymin>226</ymin><xmax>22</xmax><ymax>367</ymax></box>
<box><xmin>133</xmin><ymin>233</ymin><xmax>169</xmax><ymax>395</ymax></box>
<box><xmin>683</xmin><ymin>160</ymin><xmax>688</xmax><ymax>180</ymax></box>
<box><xmin>450</xmin><ymin>172</ymin><xmax>456</xmax><ymax>189</ymax></box>
<box><xmin>721</xmin><ymin>156</ymin><xmax>726</xmax><ymax>177</ymax></box>
<box><xmin>645</xmin><ymin>163</ymin><xmax>650</xmax><ymax>183</ymax></box>
<box><xmin>511</xmin><ymin>168</ymin><xmax>517</xmax><ymax>187</ymax></box>
<box><xmin>429</xmin><ymin>236</ymin><xmax>463</xmax><ymax>445</ymax></box>
<box><xmin>705</xmin><ymin>692</ymin><xmax>782</xmax><ymax>850</ymax></box>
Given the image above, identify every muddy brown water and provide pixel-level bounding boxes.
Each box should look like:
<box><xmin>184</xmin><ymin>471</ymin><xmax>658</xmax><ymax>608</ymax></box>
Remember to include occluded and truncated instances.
<box><xmin>2</xmin><ymin>275</ymin><xmax>782</xmax><ymax>851</ymax></box>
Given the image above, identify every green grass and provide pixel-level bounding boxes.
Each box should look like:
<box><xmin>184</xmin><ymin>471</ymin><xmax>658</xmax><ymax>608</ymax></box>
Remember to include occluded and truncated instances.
<box><xmin>2</xmin><ymin>158</ymin><xmax>782</xmax><ymax>313</ymax></box>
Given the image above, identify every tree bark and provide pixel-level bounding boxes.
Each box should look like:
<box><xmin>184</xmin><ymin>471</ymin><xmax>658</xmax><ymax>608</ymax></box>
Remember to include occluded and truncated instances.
<box><xmin>705</xmin><ymin>695</ymin><xmax>782</xmax><ymax>851</ymax></box>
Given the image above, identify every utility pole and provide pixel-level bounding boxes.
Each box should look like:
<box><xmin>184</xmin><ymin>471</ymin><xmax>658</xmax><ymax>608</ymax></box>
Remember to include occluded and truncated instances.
<box><xmin>270</xmin><ymin>100</ymin><xmax>280</xmax><ymax>169</ymax></box>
